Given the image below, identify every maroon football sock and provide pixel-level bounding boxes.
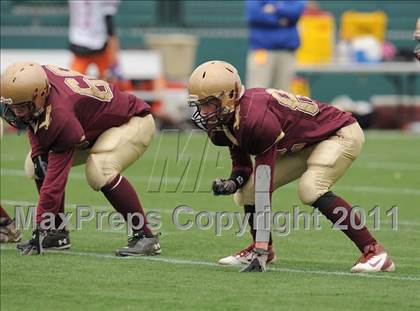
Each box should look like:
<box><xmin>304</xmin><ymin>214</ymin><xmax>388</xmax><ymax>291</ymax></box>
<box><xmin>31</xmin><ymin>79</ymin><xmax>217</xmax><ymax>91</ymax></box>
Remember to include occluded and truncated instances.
<box><xmin>313</xmin><ymin>192</ymin><xmax>376</xmax><ymax>252</ymax></box>
<box><xmin>35</xmin><ymin>179</ymin><xmax>65</xmax><ymax>230</ymax></box>
<box><xmin>244</xmin><ymin>204</ymin><xmax>273</xmax><ymax>246</ymax></box>
<box><xmin>101</xmin><ymin>175</ymin><xmax>151</xmax><ymax>234</ymax></box>
<box><xmin>0</xmin><ymin>205</ymin><xmax>12</xmax><ymax>221</ymax></box>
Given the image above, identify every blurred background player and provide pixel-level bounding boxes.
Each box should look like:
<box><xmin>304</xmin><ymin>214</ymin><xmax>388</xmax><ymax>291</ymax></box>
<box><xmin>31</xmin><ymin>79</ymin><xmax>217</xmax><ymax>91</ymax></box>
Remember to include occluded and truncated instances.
<box><xmin>68</xmin><ymin>0</ymin><xmax>120</xmax><ymax>79</ymax></box>
<box><xmin>245</xmin><ymin>0</ymin><xmax>306</xmax><ymax>91</ymax></box>
<box><xmin>0</xmin><ymin>61</ymin><xmax>160</xmax><ymax>256</ymax></box>
<box><xmin>414</xmin><ymin>17</ymin><xmax>420</xmax><ymax>61</ymax></box>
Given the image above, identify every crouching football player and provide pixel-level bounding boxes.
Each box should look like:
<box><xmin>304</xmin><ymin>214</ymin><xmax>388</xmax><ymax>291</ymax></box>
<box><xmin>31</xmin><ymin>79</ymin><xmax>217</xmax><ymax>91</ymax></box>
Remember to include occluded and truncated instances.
<box><xmin>188</xmin><ymin>60</ymin><xmax>395</xmax><ymax>273</ymax></box>
<box><xmin>0</xmin><ymin>62</ymin><xmax>160</xmax><ymax>256</ymax></box>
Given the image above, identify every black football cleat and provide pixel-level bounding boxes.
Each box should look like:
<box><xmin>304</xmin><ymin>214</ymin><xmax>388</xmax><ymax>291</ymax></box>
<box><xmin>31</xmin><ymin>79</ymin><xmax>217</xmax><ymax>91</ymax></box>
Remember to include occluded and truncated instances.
<box><xmin>116</xmin><ymin>230</ymin><xmax>161</xmax><ymax>257</ymax></box>
<box><xmin>17</xmin><ymin>229</ymin><xmax>71</xmax><ymax>251</ymax></box>
<box><xmin>240</xmin><ymin>248</ymin><xmax>269</xmax><ymax>273</ymax></box>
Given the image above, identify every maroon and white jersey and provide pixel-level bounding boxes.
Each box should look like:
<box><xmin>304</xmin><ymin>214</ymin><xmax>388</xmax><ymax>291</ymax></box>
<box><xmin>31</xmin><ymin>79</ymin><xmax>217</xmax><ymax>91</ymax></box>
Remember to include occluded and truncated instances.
<box><xmin>208</xmin><ymin>88</ymin><xmax>356</xmax><ymax>184</ymax></box>
<box><xmin>29</xmin><ymin>65</ymin><xmax>150</xmax><ymax>222</ymax></box>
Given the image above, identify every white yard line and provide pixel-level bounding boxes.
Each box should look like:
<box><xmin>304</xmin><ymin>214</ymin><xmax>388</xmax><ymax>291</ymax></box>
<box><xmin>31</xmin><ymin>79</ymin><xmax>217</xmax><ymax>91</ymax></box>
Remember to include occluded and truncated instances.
<box><xmin>353</xmin><ymin>162</ymin><xmax>420</xmax><ymax>171</ymax></box>
<box><xmin>0</xmin><ymin>168</ymin><xmax>180</xmax><ymax>183</ymax></box>
<box><xmin>0</xmin><ymin>245</ymin><xmax>418</xmax><ymax>282</ymax></box>
<box><xmin>2</xmin><ymin>169</ymin><xmax>420</xmax><ymax>196</ymax></box>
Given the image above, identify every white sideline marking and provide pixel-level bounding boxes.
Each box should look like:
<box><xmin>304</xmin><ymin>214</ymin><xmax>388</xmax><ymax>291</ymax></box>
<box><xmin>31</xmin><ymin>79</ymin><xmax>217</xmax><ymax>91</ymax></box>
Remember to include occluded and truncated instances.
<box><xmin>0</xmin><ymin>246</ymin><xmax>418</xmax><ymax>282</ymax></box>
<box><xmin>2</xmin><ymin>169</ymin><xmax>420</xmax><ymax>196</ymax></box>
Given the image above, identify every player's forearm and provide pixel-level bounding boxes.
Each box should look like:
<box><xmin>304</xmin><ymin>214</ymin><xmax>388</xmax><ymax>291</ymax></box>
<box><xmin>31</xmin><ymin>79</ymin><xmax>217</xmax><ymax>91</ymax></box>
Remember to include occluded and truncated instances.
<box><xmin>229</xmin><ymin>146</ymin><xmax>253</xmax><ymax>188</ymax></box>
<box><xmin>36</xmin><ymin>149</ymin><xmax>74</xmax><ymax>224</ymax></box>
<box><xmin>28</xmin><ymin>130</ymin><xmax>45</xmax><ymax>158</ymax></box>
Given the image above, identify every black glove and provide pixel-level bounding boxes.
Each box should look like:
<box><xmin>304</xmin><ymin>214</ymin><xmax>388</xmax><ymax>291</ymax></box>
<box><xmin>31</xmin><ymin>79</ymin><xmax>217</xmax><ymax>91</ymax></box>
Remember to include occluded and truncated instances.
<box><xmin>20</xmin><ymin>227</ymin><xmax>46</xmax><ymax>256</ymax></box>
<box><xmin>212</xmin><ymin>178</ymin><xmax>238</xmax><ymax>196</ymax></box>
<box><xmin>240</xmin><ymin>248</ymin><xmax>269</xmax><ymax>273</ymax></box>
<box><xmin>33</xmin><ymin>154</ymin><xmax>48</xmax><ymax>181</ymax></box>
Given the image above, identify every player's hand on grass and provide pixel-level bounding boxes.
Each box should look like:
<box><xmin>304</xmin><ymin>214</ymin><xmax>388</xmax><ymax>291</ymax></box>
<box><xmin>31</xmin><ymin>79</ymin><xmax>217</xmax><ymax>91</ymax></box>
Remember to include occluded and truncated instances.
<box><xmin>20</xmin><ymin>227</ymin><xmax>46</xmax><ymax>256</ymax></box>
<box><xmin>240</xmin><ymin>248</ymin><xmax>269</xmax><ymax>273</ymax></box>
<box><xmin>212</xmin><ymin>178</ymin><xmax>238</xmax><ymax>196</ymax></box>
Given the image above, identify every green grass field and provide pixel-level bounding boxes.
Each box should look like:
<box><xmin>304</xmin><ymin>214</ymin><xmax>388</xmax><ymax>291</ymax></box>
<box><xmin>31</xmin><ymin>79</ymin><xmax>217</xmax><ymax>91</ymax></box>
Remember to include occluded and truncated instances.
<box><xmin>1</xmin><ymin>130</ymin><xmax>420</xmax><ymax>310</ymax></box>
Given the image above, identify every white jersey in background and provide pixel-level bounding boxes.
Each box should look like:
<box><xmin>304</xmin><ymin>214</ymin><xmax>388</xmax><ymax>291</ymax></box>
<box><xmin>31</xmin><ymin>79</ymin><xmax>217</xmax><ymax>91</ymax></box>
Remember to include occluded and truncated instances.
<box><xmin>68</xmin><ymin>0</ymin><xmax>119</xmax><ymax>50</ymax></box>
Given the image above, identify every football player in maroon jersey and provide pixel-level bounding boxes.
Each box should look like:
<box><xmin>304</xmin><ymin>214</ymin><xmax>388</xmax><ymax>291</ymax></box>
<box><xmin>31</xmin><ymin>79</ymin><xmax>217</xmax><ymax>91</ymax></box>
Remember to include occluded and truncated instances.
<box><xmin>188</xmin><ymin>61</ymin><xmax>394</xmax><ymax>273</ymax></box>
<box><xmin>0</xmin><ymin>62</ymin><xmax>160</xmax><ymax>256</ymax></box>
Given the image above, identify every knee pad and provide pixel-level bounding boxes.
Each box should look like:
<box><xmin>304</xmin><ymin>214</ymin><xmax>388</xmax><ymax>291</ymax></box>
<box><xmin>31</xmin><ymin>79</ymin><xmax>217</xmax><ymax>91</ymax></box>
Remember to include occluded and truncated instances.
<box><xmin>85</xmin><ymin>153</ymin><xmax>119</xmax><ymax>191</ymax></box>
<box><xmin>298</xmin><ymin>172</ymin><xmax>328</xmax><ymax>205</ymax></box>
<box><xmin>86</xmin><ymin>115</ymin><xmax>155</xmax><ymax>191</ymax></box>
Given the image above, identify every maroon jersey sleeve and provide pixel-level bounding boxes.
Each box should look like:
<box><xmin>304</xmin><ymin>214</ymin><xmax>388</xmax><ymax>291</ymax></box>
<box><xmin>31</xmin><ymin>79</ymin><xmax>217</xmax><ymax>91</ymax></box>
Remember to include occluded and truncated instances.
<box><xmin>29</xmin><ymin>109</ymin><xmax>84</xmax><ymax>224</ymax></box>
<box><xmin>28</xmin><ymin>130</ymin><xmax>46</xmax><ymax>158</ymax></box>
<box><xmin>229</xmin><ymin>145</ymin><xmax>253</xmax><ymax>183</ymax></box>
<box><xmin>36</xmin><ymin>148</ymin><xmax>74</xmax><ymax>224</ymax></box>
<box><xmin>207</xmin><ymin>126</ymin><xmax>253</xmax><ymax>184</ymax></box>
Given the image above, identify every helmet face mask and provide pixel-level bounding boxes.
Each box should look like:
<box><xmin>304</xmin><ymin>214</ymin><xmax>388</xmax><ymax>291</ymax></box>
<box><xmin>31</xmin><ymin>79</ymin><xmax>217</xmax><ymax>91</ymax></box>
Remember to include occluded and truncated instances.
<box><xmin>188</xmin><ymin>60</ymin><xmax>244</xmax><ymax>131</ymax></box>
<box><xmin>1</xmin><ymin>99</ymin><xmax>42</xmax><ymax>129</ymax></box>
<box><xmin>188</xmin><ymin>95</ymin><xmax>228</xmax><ymax>130</ymax></box>
<box><xmin>0</xmin><ymin>96</ymin><xmax>46</xmax><ymax>130</ymax></box>
<box><xmin>0</xmin><ymin>98</ymin><xmax>32</xmax><ymax>130</ymax></box>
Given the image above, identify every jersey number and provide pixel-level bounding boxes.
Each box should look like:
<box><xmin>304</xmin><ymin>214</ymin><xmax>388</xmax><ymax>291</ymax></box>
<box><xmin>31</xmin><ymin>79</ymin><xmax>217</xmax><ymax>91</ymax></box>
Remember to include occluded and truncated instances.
<box><xmin>266</xmin><ymin>88</ymin><xmax>319</xmax><ymax>116</ymax></box>
<box><xmin>45</xmin><ymin>65</ymin><xmax>113</xmax><ymax>102</ymax></box>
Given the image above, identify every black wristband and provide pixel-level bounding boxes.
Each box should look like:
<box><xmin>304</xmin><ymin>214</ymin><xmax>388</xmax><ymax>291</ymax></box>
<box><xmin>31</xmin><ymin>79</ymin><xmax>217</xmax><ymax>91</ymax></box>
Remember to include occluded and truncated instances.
<box><xmin>229</xmin><ymin>171</ymin><xmax>249</xmax><ymax>189</ymax></box>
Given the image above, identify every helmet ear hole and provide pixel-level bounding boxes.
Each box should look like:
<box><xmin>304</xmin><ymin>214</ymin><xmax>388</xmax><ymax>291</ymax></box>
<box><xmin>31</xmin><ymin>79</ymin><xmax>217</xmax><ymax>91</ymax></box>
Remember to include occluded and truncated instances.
<box><xmin>229</xmin><ymin>90</ymin><xmax>234</xmax><ymax>99</ymax></box>
<box><xmin>202</xmin><ymin>71</ymin><xmax>206</xmax><ymax>79</ymax></box>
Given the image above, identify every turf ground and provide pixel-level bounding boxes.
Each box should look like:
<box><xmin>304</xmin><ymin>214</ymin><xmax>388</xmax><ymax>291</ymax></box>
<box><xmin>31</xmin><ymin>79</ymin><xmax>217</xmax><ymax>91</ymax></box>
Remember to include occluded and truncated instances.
<box><xmin>1</xmin><ymin>130</ymin><xmax>419</xmax><ymax>310</ymax></box>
